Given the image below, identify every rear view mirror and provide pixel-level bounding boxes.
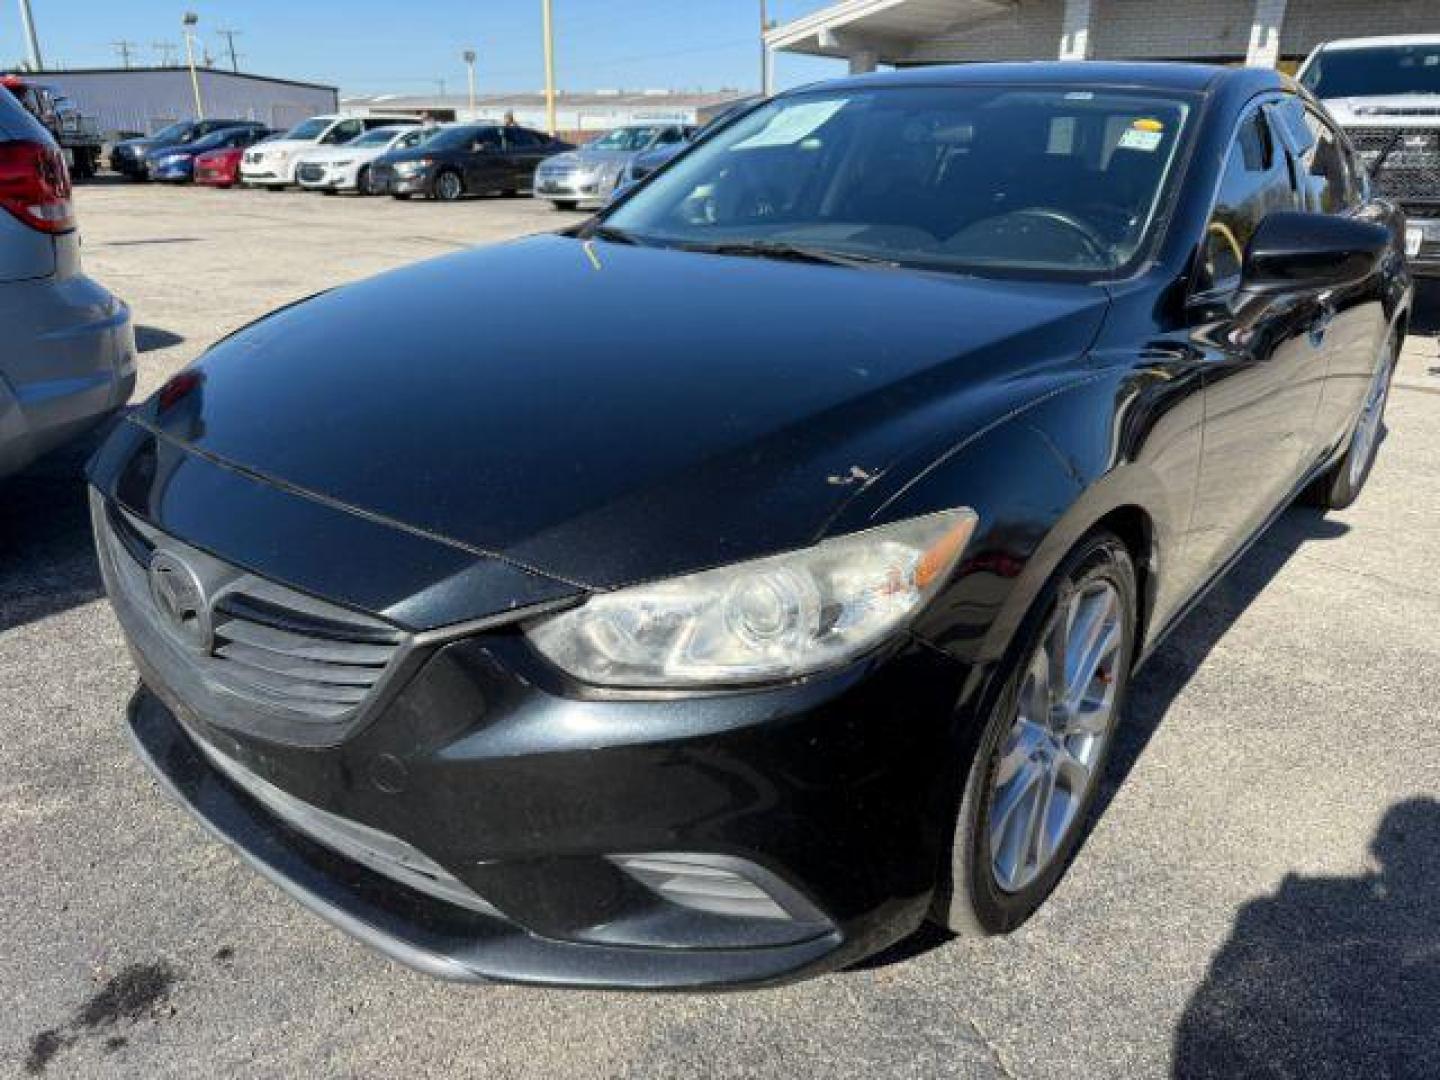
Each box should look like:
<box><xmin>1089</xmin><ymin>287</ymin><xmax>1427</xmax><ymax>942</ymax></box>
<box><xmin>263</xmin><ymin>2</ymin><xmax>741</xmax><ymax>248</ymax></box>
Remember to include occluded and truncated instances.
<box><xmin>1242</xmin><ymin>211</ymin><xmax>1390</xmax><ymax>293</ymax></box>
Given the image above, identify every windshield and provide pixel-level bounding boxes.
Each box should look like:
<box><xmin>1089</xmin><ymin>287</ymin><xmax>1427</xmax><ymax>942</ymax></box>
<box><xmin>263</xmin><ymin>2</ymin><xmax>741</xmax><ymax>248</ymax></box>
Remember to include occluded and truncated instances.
<box><xmin>352</xmin><ymin>128</ymin><xmax>402</xmax><ymax>148</ymax></box>
<box><xmin>1302</xmin><ymin>44</ymin><xmax>1440</xmax><ymax>98</ymax></box>
<box><xmin>604</xmin><ymin>86</ymin><xmax>1192</xmax><ymax>277</ymax></box>
<box><xmin>153</xmin><ymin>121</ymin><xmax>194</xmax><ymax>141</ymax></box>
<box><xmin>425</xmin><ymin>125</ymin><xmax>485</xmax><ymax>150</ymax></box>
<box><xmin>587</xmin><ymin>126</ymin><xmax>663</xmax><ymax>152</ymax></box>
<box><xmin>189</xmin><ymin>129</ymin><xmax>240</xmax><ymax>151</ymax></box>
<box><xmin>284</xmin><ymin>118</ymin><xmax>332</xmax><ymax>141</ymax></box>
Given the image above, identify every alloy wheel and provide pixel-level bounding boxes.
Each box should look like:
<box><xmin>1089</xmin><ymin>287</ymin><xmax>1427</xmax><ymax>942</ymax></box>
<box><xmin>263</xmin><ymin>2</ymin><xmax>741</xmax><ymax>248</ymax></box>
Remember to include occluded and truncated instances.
<box><xmin>435</xmin><ymin>172</ymin><xmax>462</xmax><ymax>201</ymax></box>
<box><xmin>987</xmin><ymin>579</ymin><xmax>1123</xmax><ymax>893</ymax></box>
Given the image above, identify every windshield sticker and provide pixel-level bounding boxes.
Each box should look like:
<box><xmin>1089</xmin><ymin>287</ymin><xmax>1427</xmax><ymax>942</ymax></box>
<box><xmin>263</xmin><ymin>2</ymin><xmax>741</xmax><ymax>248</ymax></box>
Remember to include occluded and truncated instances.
<box><xmin>1118</xmin><ymin>127</ymin><xmax>1164</xmax><ymax>152</ymax></box>
<box><xmin>1132</xmin><ymin>118</ymin><xmax>1165</xmax><ymax>133</ymax></box>
<box><xmin>732</xmin><ymin>100</ymin><xmax>847</xmax><ymax>150</ymax></box>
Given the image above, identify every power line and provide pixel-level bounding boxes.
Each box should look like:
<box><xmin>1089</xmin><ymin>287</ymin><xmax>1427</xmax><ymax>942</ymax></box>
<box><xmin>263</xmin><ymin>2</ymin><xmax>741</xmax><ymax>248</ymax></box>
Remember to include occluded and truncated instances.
<box><xmin>152</xmin><ymin>40</ymin><xmax>178</xmax><ymax>66</ymax></box>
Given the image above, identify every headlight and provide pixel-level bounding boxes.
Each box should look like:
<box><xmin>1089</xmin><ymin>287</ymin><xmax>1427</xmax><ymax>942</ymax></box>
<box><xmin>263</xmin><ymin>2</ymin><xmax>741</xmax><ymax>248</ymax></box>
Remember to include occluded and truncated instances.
<box><xmin>525</xmin><ymin>509</ymin><xmax>978</xmax><ymax>688</ymax></box>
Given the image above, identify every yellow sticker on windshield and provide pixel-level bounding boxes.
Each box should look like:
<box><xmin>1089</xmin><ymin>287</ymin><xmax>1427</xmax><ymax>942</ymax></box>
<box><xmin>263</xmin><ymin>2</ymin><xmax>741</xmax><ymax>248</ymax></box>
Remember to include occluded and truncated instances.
<box><xmin>1132</xmin><ymin>118</ymin><xmax>1164</xmax><ymax>133</ymax></box>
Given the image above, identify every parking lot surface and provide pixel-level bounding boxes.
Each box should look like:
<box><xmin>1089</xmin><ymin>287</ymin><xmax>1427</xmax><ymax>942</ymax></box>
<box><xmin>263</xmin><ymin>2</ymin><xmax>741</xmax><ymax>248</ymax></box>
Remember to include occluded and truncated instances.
<box><xmin>3</xmin><ymin>182</ymin><xmax>1438</xmax><ymax>1078</ymax></box>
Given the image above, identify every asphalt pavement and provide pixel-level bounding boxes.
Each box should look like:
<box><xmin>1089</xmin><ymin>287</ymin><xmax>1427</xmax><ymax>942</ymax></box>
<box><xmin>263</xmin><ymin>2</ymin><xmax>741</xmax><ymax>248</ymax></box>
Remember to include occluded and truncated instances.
<box><xmin>2</xmin><ymin>182</ymin><xmax>1437</xmax><ymax>1078</ymax></box>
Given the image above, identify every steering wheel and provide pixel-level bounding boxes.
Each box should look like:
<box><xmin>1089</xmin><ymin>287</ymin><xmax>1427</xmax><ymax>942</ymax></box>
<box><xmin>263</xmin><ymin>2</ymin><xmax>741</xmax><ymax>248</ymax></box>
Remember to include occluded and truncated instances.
<box><xmin>965</xmin><ymin>207</ymin><xmax>1113</xmax><ymax>265</ymax></box>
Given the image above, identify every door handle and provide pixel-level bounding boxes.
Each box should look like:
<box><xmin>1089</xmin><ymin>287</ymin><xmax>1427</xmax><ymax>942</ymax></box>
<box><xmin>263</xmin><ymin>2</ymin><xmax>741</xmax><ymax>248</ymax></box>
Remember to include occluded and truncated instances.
<box><xmin>1309</xmin><ymin>301</ymin><xmax>1336</xmax><ymax>348</ymax></box>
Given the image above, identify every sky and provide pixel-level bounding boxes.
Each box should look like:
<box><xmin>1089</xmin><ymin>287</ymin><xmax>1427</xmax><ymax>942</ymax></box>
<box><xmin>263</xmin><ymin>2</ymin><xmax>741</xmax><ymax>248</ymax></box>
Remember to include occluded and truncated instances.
<box><xmin>2</xmin><ymin>0</ymin><xmax>847</xmax><ymax>96</ymax></box>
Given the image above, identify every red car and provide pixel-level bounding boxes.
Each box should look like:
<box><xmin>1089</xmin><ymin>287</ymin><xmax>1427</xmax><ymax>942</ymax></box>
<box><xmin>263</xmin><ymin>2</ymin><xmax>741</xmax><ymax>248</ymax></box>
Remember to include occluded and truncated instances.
<box><xmin>194</xmin><ymin>145</ymin><xmax>244</xmax><ymax>188</ymax></box>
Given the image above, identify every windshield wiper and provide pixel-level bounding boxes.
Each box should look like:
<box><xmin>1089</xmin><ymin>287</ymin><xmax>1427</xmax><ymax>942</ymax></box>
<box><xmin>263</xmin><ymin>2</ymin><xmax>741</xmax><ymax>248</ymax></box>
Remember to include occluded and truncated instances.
<box><xmin>674</xmin><ymin>239</ymin><xmax>900</xmax><ymax>270</ymax></box>
<box><xmin>578</xmin><ymin>223</ymin><xmax>641</xmax><ymax>246</ymax></box>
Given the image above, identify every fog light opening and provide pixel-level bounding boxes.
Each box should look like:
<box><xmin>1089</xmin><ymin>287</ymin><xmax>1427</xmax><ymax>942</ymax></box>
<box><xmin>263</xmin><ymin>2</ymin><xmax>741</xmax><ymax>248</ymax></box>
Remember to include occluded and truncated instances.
<box><xmin>611</xmin><ymin>852</ymin><xmax>826</xmax><ymax>925</ymax></box>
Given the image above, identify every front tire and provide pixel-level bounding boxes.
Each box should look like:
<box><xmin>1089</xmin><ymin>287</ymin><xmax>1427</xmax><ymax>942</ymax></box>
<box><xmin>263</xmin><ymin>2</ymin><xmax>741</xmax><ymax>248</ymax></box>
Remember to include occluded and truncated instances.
<box><xmin>1307</xmin><ymin>335</ymin><xmax>1397</xmax><ymax>511</ymax></box>
<box><xmin>432</xmin><ymin>169</ymin><xmax>464</xmax><ymax>202</ymax></box>
<box><xmin>552</xmin><ymin>199</ymin><xmax>578</xmax><ymax>211</ymax></box>
<box><xmin>933</xmin><ymin>532</ymin><xmax>1137</xmax><ymax>936</ymax></box>
<box><xmin>357</xmin><ymin>166</ymin><xmax>373</xmax><ymax>196</ymax></box>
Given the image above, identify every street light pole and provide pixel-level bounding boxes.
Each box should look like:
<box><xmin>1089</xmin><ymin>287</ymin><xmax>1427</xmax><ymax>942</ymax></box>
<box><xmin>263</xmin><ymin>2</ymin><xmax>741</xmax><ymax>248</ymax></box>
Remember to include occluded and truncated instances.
<box><xmin>463</xmin><ymin>49</ymin><xmax>477</xmax><ymax>117</ymax></box>
<box><xmin>182</xmin><ymin>12</ymin><xmax>205</xmax><ymax>119</ymax></box>
<box><xmin>542</xmin><ymin>0</ymin><xmax>557</xmax><ymax>136</ymax></box>
<box><xmin>759</xmin><ymin>0</ymin><xmax>773</xmax><ymax>97</ymax></box>
<box><xmin>16</xmin><ymin>0</ymin><xmax>44</xmax><ymax>71</ymax></box>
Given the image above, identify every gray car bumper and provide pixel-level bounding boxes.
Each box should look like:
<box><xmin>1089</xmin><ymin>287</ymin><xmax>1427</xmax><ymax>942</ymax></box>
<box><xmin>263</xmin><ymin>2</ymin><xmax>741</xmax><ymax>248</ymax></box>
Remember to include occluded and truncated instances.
<box><xmin>0</xmin><ymin>274</ymin><xmax>136</xmax><ymax>478</ymax></box>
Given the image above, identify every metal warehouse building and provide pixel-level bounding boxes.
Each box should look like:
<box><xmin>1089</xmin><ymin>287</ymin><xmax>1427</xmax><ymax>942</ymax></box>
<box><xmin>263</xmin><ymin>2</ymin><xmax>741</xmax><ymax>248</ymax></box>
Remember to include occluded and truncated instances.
<box><xmin>31</xmin><ymin>68</ymin><xmax>337</xmax><ymax>138</ymax></box>
<box><xmin>768</xmin><ymin>0</ymin><xmax>1437</xmax><ymax>71</ymax></box>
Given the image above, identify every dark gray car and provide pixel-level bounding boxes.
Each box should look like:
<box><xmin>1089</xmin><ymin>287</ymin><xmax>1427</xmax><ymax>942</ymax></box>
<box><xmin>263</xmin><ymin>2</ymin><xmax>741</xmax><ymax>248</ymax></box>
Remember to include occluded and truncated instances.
<box><xmin>0</xmin><ymin>87</ymin><xmax>134</xmax><ymax>479</ymax></box>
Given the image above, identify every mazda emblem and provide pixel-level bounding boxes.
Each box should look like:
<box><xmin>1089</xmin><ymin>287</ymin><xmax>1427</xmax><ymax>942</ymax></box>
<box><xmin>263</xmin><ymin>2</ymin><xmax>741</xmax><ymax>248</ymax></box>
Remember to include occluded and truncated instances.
<box><xmin>147</xmin><ymin>550</ymin><xmax>212</xmax><ymax>653</ymax></box>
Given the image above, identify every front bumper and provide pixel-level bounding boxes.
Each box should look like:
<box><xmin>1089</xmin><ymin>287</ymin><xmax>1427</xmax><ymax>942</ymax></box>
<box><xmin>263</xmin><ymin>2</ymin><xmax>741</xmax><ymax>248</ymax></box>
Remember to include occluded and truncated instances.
<box><xmin>534</xmin><ymin>169</ymin><xmax>611</xmax><ymax>203</ymax></box>
<box><xmin>149</xmin><ymin>161</ymin><xmax>193</xmax><ymax>182</ymax></box>
<box><xmin>95</xmin><ymin>484</ymin><xmax>967</xmax><ymax>988</ymax></box>
<box><xmin>297</xmin><ymin>162</ymin><xmax>360</xmax><ymax>191</ymax></box>
<box><xmin>375</xmin><ymin>168</ymin><xmax>432</xmax><ymax>195</ymax></box>
<box><xmin>1404</xmin><ymin>213</ymin><xmax>1440</xmax><ymax>277</ymax></box>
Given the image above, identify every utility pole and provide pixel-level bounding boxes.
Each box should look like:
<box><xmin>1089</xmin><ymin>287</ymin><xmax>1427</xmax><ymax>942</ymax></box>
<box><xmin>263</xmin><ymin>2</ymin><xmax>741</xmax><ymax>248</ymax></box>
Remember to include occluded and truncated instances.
<box><xmin>463</xmin><ymin>49</ymin><xmax>477</xmax><ymax>116</ymax></box>
<box><xmin>153</xmin><ymin>41</ymin><xmax>178</xmax><ymax>67</ymax></box>
<box><xmin>541</xmin><ymin>0</ymin><xmax>556</xmax><ymax>136</ymax></box>
<box><xmin>435</xmin><ymin>77</ymin><xmax>447</xmax><ymax>98</ymax></box>
<box><xmin>111</xmin><ymin>40</ymin><xmax>139</xmax><ymax>68</ymax></box>
<box><xmin>216</xmin><ymin>28</ymin><xmax>242</xmax><ymax>73</ymax></box>
<box><xmin>181</xmin><ymin>12</ymin><xmax>204</xmax><ymax>118</ymax></box>
<box><xmin>759</xmin><ymin>0</ymin><xmax>773</xmax><ymax>97</ymax></box>
<box><xmin>16</xmin><ymin>0</ymin><xmax>44</xmax><ymax>71</ymax></box>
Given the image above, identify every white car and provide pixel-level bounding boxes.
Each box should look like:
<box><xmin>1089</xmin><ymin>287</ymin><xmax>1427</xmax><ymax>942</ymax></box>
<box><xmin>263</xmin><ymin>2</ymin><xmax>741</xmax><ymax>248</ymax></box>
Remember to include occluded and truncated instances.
<box><xmin>295</xmin><ymin>125</ymin><xmax>435</xmax><ymax>195</ymax></box>
<box><xmin>240</xmin><ymin>114</ymin><xmax>419</xmax><ymax>189</ymax></box>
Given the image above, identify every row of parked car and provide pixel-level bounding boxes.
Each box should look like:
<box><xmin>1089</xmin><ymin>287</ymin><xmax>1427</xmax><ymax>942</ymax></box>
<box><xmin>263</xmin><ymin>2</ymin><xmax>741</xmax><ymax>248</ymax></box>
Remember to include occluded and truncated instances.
<box><xmin>107</xmin><ymin>111</ymin><xmax>706</xmax><ymax>209</ymax></box>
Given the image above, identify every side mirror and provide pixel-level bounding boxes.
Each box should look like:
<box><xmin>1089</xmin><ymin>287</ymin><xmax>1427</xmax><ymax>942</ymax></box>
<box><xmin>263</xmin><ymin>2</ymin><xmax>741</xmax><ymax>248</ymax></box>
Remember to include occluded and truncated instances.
<box><xmin>1242</xmin><ymin>211</ymin><xmax>1390</xmax><ymax>293</ymax></box>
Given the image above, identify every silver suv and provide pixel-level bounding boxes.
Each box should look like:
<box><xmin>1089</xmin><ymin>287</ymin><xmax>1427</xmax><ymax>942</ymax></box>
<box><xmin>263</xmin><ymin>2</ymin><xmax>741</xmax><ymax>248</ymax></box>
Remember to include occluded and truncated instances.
<box><xmin>1300</xmin><ymin>35</ymin><xmax>1440</xmax><ymax>275</ymax></box>
<box><xmin>0</xmin><ymin>86</ymin><xmax>134</xmax><ymax>479</ymax></box>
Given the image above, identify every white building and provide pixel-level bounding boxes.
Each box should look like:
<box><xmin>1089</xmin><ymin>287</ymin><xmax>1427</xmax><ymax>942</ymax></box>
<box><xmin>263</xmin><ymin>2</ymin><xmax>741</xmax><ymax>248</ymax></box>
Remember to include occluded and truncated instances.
<box><xmin>341</xmin><ymin>90</ymin><xmax>748</xmax><ymax>137</ymax></box>
<box><xmin>767</xmin><ymin>0</ymin><xmax>1436</xmax><ymax>72</ymax></box>
<box><xmin>31</xmin><ymin>68</ymin><xmax>338</xmax><ymax>138</ymax></box>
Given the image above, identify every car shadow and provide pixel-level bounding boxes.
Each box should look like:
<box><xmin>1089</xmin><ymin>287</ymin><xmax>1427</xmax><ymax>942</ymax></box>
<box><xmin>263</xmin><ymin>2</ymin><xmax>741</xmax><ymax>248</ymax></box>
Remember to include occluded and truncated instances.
<box><xmin>850</xmin><ymin>504</ymin><xmax>1350</xmax><ymax>973</ymax></box>
<box><xmin>0</xmin><ymin>429</ymin><xmax>108</xmax><ymax>634</ymax></box>
<box><xmin>136</xmin><ymin>325</ymin><xmax>185</xmax><ymax>352</ymax></box>
<box><xmin>1172</xmin><ymin>796</ymin><xmax>1440</xmax><ymax>1078</ymax></box>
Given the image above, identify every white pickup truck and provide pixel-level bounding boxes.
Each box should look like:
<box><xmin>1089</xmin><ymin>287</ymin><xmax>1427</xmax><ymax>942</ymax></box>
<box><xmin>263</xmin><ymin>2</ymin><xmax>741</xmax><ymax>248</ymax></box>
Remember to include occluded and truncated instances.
<box><xmin>1300</xmin><ymin>35</ymin><xmax>1440</xmax><ymax>275</ymax></box>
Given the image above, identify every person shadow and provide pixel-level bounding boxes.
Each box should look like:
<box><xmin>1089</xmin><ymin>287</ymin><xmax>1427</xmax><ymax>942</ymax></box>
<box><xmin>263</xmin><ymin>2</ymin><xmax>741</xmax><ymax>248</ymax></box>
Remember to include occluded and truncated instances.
<box><xmin>1172</xmin><ymin>796</ymin><xmax>1440</xmax><ymax>1079</ymax></box>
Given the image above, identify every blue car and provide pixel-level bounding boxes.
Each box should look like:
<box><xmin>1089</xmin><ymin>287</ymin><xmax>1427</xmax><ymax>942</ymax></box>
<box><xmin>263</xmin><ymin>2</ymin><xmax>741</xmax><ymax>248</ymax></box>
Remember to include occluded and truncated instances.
<box><xmin>147</xmin><ymin>124</ymin><xmax>272</xmax><ymax>183</ymax></box>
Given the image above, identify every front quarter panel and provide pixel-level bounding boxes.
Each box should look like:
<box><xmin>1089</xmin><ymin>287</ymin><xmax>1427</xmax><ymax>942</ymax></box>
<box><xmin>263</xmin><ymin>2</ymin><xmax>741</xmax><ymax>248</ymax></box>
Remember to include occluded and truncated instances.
<box><xmin>835</xmin><ymin>346</ymin><xmax>1205</xmax><ymax>678</ymax></box>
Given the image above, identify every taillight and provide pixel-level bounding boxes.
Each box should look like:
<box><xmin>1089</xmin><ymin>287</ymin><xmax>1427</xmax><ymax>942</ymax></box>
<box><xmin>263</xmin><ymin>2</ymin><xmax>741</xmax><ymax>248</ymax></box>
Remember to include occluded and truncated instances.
<box><xmin>0</xmin><ymin>140</ymin><xmax>76</xmax><ymax>233</ymax></box>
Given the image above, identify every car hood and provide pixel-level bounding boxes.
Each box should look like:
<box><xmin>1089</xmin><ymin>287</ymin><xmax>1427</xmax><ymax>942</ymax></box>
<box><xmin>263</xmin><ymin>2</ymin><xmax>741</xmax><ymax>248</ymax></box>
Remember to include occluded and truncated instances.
<box><xmin>251</xmin><ymin>138</ymin><xmax>315</xmax><ymax>156</ymax></box>
<box><xmin>1321</xmin><ymin>94</ymin><xmax>1440</xmax><ymax>123</ymax></box>
<box><xmin>298</xmin><ymin>145</ymin><xmax>380</xmax><ymax>164</ymax></box>
<box><xmin>546</xmin><ymin>148</ymin><xmax>635</xmax><ymax>169</ymax></box>
<box><xmin>134</xmin><ymin>235</ymin><xmax>1109</xmax><ymax>590</ymax></box>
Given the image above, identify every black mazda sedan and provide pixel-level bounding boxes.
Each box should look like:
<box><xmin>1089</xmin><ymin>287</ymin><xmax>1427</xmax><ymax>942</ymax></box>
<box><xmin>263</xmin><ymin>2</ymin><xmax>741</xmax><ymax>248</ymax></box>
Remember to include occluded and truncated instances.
<box><xmin>92</xmin><ymin>63</ymin><xmax>1409</xmax><ymax>990</ymax></box>
<box><xmin>369</xmin><ymin>122</ymin><xmax>573</xmax><ymax>201</ymax></box>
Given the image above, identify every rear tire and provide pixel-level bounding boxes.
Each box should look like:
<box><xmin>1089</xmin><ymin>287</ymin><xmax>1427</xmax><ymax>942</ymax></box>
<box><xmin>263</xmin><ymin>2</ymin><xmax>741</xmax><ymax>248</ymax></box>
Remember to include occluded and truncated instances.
<box><xmin>552</xmin><ymin>199</ymin><xmax>578</xmax><ymax>211</ymax></box>
<box><xmin>1306</xmin><ymin>335</ymin><xmax>1397</xmax><ymax>511</ymax></box>
<box><xmin>931</xmin><ymin>531</ymin><xmax>1138</xmax><ymax>936</ymax></box>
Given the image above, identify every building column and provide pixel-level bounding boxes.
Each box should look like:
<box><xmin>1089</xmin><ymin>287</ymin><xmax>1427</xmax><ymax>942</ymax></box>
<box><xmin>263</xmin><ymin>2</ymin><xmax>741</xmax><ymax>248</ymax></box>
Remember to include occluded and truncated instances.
<box><xmin>848</xmin><ymin>47</ymin><xmax>879</xmax><ymax>75</ymax></box>
<box><xmin>1058</xmin><ymin>0</ymin><xmax>1093</xmax><ymax>61</ymax></box>
<box><xmin>1245</xmin><ymin>0</ymin><xmax>1288</xmax><ymax>67</ymax></box>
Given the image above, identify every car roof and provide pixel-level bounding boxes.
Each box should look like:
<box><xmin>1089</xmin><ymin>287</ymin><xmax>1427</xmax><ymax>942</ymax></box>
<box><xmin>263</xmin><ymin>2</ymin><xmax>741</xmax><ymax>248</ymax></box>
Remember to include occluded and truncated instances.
<box><xmin>806</xmin><ymin>61</ymin><xmax>1275</xmax><ymax>97</ymax></box>
<box><xmin>1317</xmin><ymin>35</ymin><xmax>1440</xmax><ymax>50</ymax></box>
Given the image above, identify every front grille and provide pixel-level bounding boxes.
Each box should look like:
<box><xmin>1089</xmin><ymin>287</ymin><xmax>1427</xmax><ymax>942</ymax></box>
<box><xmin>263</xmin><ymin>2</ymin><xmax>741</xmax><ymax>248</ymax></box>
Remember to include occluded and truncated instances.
<box><xmin>297</xmin><ymin>163</ymin><xmax>325</xmax><ymax>183</ymax></box>
<box><xmin>1348</xmin><ymin>126</ymin><xmax>1440</xmax><ymax>206</ymax></box>
<box><xmin>94</xmin><ymin>493</ymin><xmax>412</xmax><ymax>745</ymax></box>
